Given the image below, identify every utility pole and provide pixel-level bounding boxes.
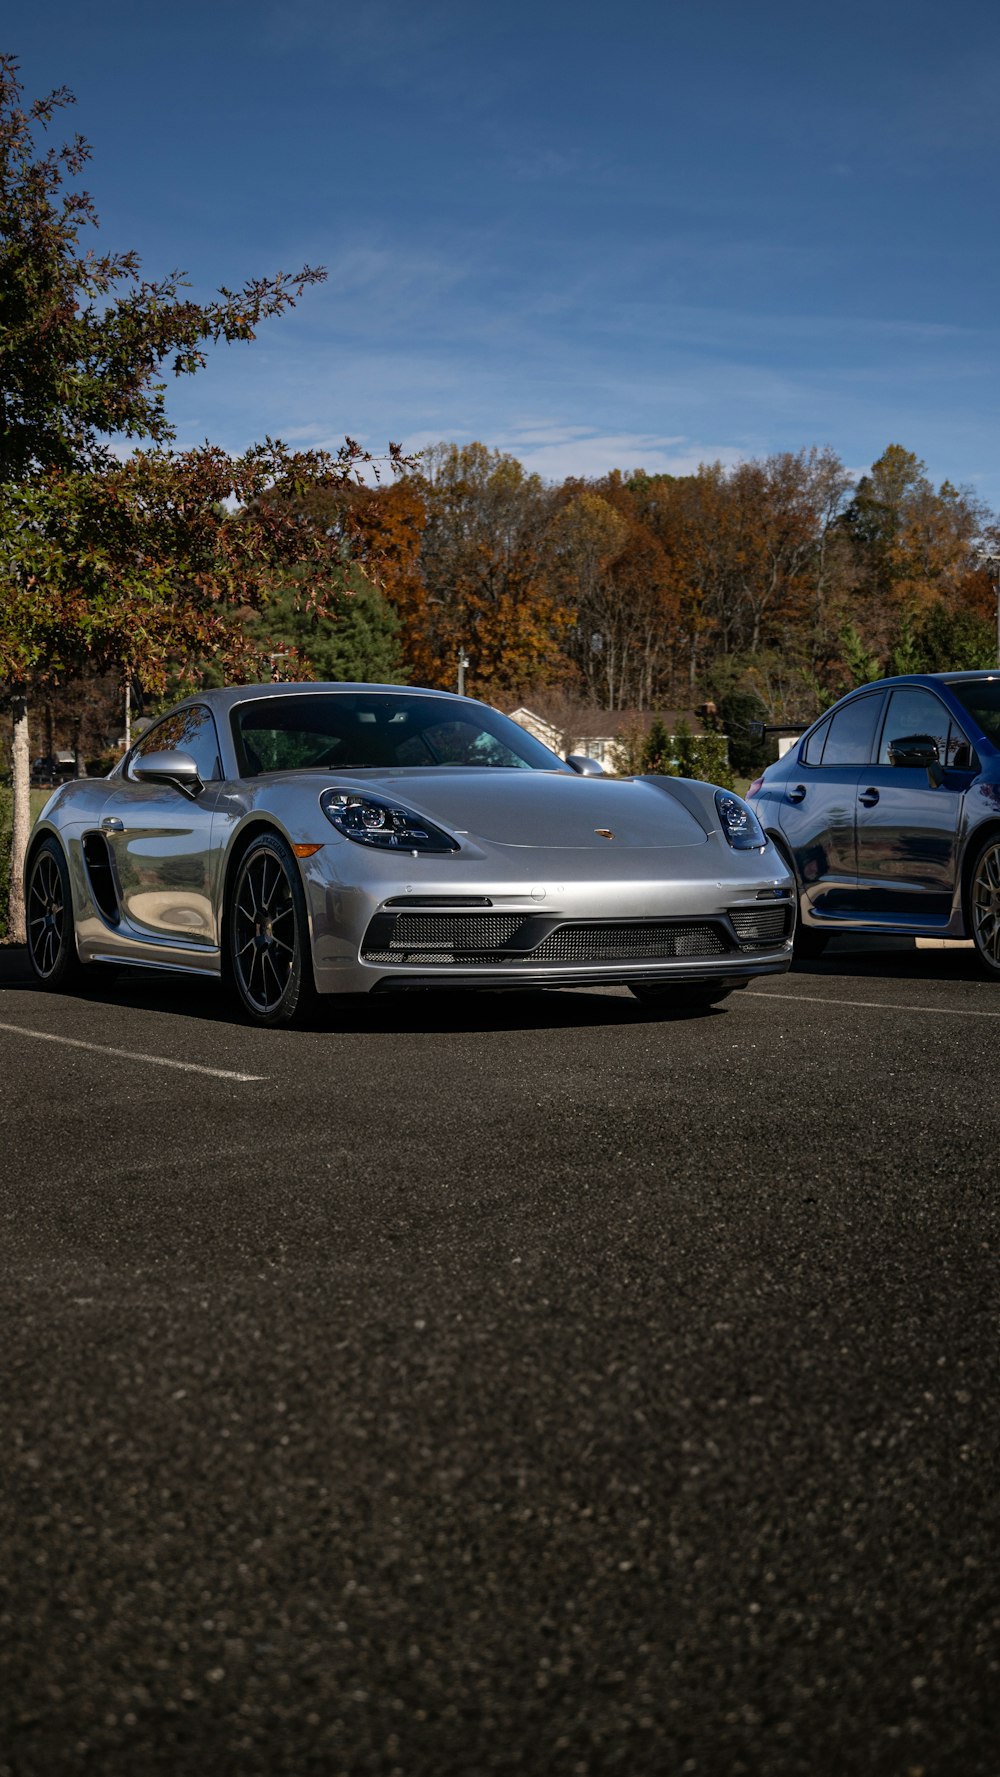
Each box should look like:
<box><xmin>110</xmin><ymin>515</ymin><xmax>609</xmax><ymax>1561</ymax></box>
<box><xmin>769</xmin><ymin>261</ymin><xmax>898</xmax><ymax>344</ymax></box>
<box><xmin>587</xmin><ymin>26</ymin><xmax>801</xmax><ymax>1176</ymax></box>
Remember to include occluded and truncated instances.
<box><xmin>457</xmin><ymin>648</ymin><xmax>469</xmax><ymax>696</ymax></box>
<box><xmin>976</xmin><ymin>548</ymin><xmax>1000</xmax><ymax>667</ymax></box>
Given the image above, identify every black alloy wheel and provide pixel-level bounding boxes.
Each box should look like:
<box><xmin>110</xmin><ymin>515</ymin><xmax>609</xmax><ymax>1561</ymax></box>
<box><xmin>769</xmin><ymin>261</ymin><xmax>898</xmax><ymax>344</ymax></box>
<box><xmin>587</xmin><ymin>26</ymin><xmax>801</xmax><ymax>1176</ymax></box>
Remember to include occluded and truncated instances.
<box><xmin>970</xmin><ymin>836</ymin><xmax>1000</xmax><ymax>979</ymax></box>
<box><xmin>26</xmin><ymin>838</ymin><xmax>84</xmax><ymax>990</ymax></box>
<box><xmin>629</xmin><ymin>982</ymin><xmax>738</xmax><ymax>1013</ymax></box>
<box><xmin>228</xmin><ymin>833</ymin><xmax>317</xmax><ymax>1026</ymax></box>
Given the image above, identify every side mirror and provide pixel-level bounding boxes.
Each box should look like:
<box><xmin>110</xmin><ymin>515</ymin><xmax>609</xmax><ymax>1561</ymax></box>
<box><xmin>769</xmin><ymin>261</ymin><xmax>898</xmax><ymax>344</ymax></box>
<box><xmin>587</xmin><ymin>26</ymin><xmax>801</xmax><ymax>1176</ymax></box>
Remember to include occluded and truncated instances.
<box><xmin>887</xmin><ymin>733</ymin><xmax>944</xmax><ymax>787</ymax></box>
<box><xmin>131</xmin><ymin>749</ymin><xmax>203</xmax><ymax>796</ymax></box>
<box><xmin>887</xmin><ymin>733</ymin><xmax>939</xmax><ymax>769</ymax></box>
<box><xmin>566</xmin><ymin>754</ymin><xmax>605</xmax><ymax>777</ymax></box>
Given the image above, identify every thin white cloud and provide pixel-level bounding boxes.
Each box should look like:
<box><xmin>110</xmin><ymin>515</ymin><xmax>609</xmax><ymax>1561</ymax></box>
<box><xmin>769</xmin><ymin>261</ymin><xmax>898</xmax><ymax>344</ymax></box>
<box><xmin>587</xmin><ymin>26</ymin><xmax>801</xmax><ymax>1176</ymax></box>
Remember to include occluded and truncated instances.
<box><xmin>497</xmin><ymin>430</ymin><xmax>747</xmax><ymax>483</ymax></box>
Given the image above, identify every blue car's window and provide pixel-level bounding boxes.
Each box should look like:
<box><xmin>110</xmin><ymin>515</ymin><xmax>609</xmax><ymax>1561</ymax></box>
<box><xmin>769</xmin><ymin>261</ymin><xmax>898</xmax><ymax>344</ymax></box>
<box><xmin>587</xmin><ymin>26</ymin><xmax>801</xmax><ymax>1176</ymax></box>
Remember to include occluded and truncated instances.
<box><xmin>820</xmin><ymin>693</ymin><xmax>883</xmax><ymax>766</ymax></box>
<box><xmin>231</xmin><ymin>693</ymin><xmax>567</xmax><ymax>775</ymax></box>
<box><xmin>878</xmin><ymin>689</ymin><xmax>952</xmax><ymax>766</ymax></box>
<box><xmin>800</xmin><ymin>716</ymin><xmax>831</xmax><ymax>765</ymax></box>
<box><xmin>948</xmin><ymin>679</ymin><xmax>1000</xmax><ymax>747</ymax></box>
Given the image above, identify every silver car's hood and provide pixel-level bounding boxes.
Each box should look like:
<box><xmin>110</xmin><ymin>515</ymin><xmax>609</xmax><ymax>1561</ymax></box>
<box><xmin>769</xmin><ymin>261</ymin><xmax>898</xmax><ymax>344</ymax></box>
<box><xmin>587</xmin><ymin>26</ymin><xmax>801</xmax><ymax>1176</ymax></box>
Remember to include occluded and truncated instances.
<box><xmin>309</xmin><ymin>768</ymin><xmax>711</xmax><ymax>850</ymax></box>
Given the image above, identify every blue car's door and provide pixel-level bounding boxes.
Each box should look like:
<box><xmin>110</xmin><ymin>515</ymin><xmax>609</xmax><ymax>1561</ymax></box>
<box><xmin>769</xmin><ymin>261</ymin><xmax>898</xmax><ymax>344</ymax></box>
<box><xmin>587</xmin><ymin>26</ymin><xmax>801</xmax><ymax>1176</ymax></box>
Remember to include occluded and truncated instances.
<box><xmin>853</xmin><ymin>686</ymin><xmax>974</xmax><ymax>923</ymax></box>
<box><xmin>778</xmin><ymin>690</ymin><xmax>885</xmax><ymax>917</ymax></box>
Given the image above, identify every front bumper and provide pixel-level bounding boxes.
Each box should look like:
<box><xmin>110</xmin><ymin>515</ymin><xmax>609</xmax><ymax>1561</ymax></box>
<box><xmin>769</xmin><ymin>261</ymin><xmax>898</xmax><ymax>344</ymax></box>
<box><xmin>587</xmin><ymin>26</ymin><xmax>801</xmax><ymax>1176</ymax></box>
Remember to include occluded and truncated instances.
<box><xmin>299</xmin><ymin>840</ymin><xmax>796</xmax><ymax>995</ymax></box>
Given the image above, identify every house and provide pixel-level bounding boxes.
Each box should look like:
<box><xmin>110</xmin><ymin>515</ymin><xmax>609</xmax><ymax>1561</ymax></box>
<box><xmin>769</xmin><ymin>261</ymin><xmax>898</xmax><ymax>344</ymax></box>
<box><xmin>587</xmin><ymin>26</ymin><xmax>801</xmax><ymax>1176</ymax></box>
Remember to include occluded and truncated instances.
<box><xmin>506</xmin><ymin>707</ymin><xmax>564</xmax><ymax>755</ymax></box>
<box><xmin>508</xmin><ymin>706</ymin><xmax>710</xmax><ymax>774</ymax></box>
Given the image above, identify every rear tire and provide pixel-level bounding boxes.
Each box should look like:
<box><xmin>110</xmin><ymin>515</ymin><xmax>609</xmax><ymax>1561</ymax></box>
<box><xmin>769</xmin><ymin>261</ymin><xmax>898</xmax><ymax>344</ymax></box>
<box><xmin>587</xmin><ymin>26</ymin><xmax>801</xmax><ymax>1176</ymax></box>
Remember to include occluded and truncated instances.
<box><xmin>227</xmin><ymin>832</ymin><xmax>318</xmax><ymax>1027</ymax></box>
<box><xmin>629</xmin><ymin>983</ymin><xmax>737</xmax><ymax>1013</ymax></box>
<box><xmin>26</xmin><ymin>837</ymin><xmax>86</xmax><ymax>991</ymax></box>
<box><xmin>969</xmin><ymin>835</ymin><xmax>1000</xmax><ymax>980</ymax></box>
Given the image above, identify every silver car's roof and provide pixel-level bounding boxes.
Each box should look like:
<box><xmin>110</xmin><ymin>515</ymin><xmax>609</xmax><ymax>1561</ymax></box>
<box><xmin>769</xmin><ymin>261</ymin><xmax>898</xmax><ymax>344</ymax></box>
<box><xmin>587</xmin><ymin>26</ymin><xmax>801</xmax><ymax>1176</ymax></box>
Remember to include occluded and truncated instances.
<box><xmin>175</xmin><ymin>682</ymin><xmax>475</xmax><ymax>717</ymax></box>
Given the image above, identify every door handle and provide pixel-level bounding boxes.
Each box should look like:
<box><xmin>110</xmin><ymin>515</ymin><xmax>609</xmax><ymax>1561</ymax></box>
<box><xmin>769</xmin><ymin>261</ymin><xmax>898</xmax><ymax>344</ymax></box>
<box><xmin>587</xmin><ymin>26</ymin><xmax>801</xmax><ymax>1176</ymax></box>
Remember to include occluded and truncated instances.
<box><xmin>858</xmin><ymin>789</ymin><xmax>880</xmax><ymax>807</ymax></box>
<box><xmin>787</xmin><ymin>785</ymin><xmax>807</xmax><ymax>804</ymax></box>
<box><xmin>100</xmin><ymin>815</ymin><xmax>125</xmax><ymax>833</ymax></box>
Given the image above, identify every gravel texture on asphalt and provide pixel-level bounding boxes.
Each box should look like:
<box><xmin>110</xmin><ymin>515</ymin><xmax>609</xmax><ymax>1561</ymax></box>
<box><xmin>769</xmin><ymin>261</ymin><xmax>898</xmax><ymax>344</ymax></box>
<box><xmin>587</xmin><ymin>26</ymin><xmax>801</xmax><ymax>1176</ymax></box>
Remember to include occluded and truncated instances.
<box><xmin>1</xmin><ymin>940</ymin><xmax>998</xmax><ymax>1776</ymax></box>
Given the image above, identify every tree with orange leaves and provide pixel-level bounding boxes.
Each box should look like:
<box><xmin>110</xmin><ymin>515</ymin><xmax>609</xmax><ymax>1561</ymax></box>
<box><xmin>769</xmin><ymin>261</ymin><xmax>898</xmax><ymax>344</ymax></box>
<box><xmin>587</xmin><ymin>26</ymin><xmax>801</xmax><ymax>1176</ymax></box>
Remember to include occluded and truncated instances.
<box><xmin>0</xmin><ymin>57</ymin><xmax>406</xmax><ymax>939</ymax></box>
<box><xmin>408</xmin><ymin>443</ymin><xmax>573</xmax><ymax>700</ymax></box>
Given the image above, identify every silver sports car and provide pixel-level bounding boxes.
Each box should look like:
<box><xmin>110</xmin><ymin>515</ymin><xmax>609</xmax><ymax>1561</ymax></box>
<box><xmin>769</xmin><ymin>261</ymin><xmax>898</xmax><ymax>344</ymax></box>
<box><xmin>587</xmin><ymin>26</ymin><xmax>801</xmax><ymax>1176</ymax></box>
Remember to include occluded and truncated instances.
<box><xmin>25</xmin><ymin>683</ymin><xmax>794</xmax><ymax>1024</ymax></box>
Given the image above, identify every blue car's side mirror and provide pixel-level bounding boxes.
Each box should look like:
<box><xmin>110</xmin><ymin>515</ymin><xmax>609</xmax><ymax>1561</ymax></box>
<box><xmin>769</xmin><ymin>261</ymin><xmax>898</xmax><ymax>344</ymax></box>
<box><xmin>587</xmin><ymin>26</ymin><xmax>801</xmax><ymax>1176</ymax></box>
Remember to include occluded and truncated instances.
<box><xmin>887</xmin><ymin>734</ymin><xmax>944</xmax><ymax>787</ymax></box>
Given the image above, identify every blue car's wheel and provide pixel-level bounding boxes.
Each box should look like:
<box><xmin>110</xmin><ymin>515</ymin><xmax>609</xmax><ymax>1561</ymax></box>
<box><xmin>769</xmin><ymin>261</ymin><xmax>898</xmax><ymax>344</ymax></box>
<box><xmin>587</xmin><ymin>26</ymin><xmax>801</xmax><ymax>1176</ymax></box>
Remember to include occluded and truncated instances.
<box><xmin>970</xmin><ymin>837</ymin><xmax>1000</xmax><ymax>979</ymax></box>
<box><xmin>228</xmin><ymin>833</ymin><xmax>317</xmax><ymax>1026</ymax></box>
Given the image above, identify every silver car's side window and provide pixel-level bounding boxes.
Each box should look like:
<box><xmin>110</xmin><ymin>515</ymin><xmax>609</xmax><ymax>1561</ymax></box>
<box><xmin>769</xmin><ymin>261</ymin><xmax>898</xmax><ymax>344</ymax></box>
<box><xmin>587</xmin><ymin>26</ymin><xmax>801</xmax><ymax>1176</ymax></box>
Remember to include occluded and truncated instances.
<box><xmin>126</xmin><ymin>705</ymin><xmax>222</xmax><ymax>783</ymax></box>
<box><xmin>819</xmin><ymin>694</ymin><xmax>883</xmax><ymax>767</ymax></box>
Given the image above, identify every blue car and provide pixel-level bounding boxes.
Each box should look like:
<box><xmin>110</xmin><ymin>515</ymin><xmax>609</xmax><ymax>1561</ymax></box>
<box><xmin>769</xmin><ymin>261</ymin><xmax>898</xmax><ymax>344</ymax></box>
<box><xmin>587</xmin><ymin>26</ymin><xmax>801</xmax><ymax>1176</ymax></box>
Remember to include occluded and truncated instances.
<box><xmin>745</xmin><ymin>671</ymin><xmax>1000</xmax><ymax>976</ymax></box>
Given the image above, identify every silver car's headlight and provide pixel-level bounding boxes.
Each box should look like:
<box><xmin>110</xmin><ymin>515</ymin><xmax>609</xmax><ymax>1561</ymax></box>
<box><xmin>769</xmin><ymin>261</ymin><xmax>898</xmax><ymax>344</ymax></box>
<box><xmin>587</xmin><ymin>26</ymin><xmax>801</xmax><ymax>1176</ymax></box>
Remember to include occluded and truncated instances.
<box><xmin>320</xmin><ymin>788</ymin><xmax>460</xmax><ymax>853</ymax></box>
<box><xmin>715</xmin><ymin>790</ymin><xmax>767</xmax><ymax>850</ymax></box>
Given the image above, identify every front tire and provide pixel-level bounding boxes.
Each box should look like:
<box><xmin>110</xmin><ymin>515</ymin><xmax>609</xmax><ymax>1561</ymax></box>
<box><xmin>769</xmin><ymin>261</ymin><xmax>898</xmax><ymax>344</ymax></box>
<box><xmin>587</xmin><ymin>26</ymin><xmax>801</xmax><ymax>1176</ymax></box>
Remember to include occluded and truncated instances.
<box><xmin>629</xmin><ymin>983</ymin><xmax>738</xmax><ymax>1013</ymax></box>
<box><xmin>227</xmin><ymin>833</ymin><xmax>317</xmax><ymax>1027</ymax></box>
<box><xmin>26</xmin><ymin>837</ymin><xmax>85</xmax><ymax>990</ymax></box>
<box><xmin>970</xmin><ymin>836</ymin><xmax>1000</xmax><ymax>979</ymax></box>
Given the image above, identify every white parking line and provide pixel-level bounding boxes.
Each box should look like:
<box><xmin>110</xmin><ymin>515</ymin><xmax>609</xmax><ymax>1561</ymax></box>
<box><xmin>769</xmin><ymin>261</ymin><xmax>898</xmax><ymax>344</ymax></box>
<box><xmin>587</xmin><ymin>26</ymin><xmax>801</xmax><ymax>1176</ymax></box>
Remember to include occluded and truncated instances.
<box><xmin>746</xmin><ymin>990</ymin><xmax>1000</xmax><ymax>1020</ymax></box>
<box><xmin>0</xmin><ymin>1020</ymin><xmax>265</xmax><ymax>1081</ymax></box>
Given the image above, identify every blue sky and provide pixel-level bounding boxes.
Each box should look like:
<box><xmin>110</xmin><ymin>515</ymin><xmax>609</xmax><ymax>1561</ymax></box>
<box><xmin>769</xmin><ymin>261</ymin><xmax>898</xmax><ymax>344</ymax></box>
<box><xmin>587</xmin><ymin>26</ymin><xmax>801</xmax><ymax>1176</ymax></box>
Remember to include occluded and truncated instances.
<box><xmin>12</xmin><ymin>0</ymin><xmax>1000</xmax><ymax>502</ymax></box>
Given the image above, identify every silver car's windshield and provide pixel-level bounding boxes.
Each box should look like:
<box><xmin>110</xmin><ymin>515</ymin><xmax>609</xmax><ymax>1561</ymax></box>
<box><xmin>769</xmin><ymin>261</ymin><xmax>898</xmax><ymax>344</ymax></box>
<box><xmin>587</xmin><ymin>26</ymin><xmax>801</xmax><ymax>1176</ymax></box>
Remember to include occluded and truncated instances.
<box><xmin>231</xmin><ymin>692</ymin><xmax>567</xmax><ymax>775</ymax></box>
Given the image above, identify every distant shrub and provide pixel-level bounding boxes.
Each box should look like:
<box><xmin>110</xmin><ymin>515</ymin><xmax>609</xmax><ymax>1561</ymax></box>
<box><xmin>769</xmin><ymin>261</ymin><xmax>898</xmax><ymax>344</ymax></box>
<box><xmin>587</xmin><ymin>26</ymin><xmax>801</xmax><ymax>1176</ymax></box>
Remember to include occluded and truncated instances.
<box><xmin>608</xmin><ymin>726</ymin><xmax>646</xmax><ymax>775</ymax></box>
<box><xmin>669</xmin><ymin>723</ymin><xmax>734</xmax><ymax>790</ymax></box>
<box><xmin>640</xmin><ymin>717</ymin><xmax>673</xmax><ymax>774</ymax></box>
<box><xmin>717</xmin><ymin>690</ymin><xmax>770</xmax><ymax>776</ymax></box>
<box><xmin>85</xmin><ymin>752</ymin><xmax>118</xmax><ymax>778</ymax></box>
<box><xmin>613</xmin><ymin>719</ymin><xmax>734</xmax><ymax>787</ymax></box>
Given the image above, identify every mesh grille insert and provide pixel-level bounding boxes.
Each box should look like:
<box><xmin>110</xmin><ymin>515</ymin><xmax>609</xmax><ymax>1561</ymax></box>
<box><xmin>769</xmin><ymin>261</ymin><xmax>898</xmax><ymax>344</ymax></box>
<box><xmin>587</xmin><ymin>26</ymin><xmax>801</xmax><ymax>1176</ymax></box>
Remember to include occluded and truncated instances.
<box><xmin>362</xmin><ymin>913</ymin><xmax>730</xmax><ymax>966</ymax></box>
<box><xmin>531</xmin><ymin>923</ymin><xmax>725</xmax><ymax>962</ymax></box>
<box><xmin>374</xmin><ymin>913</ymin><xmax>527</xmax><ymax>954</ymax></box>
<box><xmin>729</xmin><ymin>906</ymin><xmax>791</xmax><ymax>945</ymax></box>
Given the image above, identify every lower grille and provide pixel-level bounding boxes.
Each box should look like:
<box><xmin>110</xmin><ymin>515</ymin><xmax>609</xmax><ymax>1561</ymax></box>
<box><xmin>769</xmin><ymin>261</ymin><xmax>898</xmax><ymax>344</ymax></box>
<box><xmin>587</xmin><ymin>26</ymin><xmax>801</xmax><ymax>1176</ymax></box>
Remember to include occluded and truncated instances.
<box><xmin>383</xmin><ymin>913</ymin><xmax>525</xmax><ymax>951</ymax></box>
<box><xmin>729</xmin><ymin>906</ymin><xmax>792</xmax><ymax>946</ymax></box>
<box><xmin>362</xmin><ymin>913</ymin><xmax>730</xmax><ymax>967</ymax></box>
<box><xmin>529</xmin><ymin>923</ymin><xmax>725</xmax><ymax>962</ymax></box>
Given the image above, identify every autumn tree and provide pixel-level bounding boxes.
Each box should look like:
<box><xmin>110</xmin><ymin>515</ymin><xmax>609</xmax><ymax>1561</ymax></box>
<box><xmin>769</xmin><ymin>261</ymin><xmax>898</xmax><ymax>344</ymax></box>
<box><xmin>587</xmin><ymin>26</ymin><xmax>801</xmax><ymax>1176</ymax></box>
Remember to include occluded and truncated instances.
<box><xmin>547</xmin><ymin>478</ymin><xmax>679</xmax><ymax>710</ymax></box>
<box><xmin>187</xmin><ymin>471</ymin><xmax>426</xmax><ymax>691</ymax></box>
<box><xmin>408</xmin><ymin>443</ymin><xmax>572</xmax><ymax>700</ymax></box>
<box><xmin>632</xmin><ymin>464</ymin><xmax>735</xmax><ymax>692</ymax></box>
<box><xmin>842</xmin><ymin>445</ymin><xmax>993</xmax><ymax>669</ymax></box>
<box><xmin>727</xmin><ymin>449</ymin><xmax>854</xmax><ymax>656</ymax></box>
<box><xmin>293</xmin><ymin>477</ymin><xmax>431</xmax><ymax>683</ymax></box>
<box><xmin>0</xmin><ymin>58</ymin><xmax>404</xmax><ymax>939</ymax></box>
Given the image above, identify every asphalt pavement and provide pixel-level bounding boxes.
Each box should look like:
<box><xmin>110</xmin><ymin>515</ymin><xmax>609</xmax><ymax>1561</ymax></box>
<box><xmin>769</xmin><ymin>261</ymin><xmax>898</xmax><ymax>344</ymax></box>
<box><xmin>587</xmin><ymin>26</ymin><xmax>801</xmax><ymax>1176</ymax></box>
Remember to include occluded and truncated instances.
<box><xmin>1</xmin><ymin>939</ymin><xmax>998</xmax><ymax>1777</ymax></box>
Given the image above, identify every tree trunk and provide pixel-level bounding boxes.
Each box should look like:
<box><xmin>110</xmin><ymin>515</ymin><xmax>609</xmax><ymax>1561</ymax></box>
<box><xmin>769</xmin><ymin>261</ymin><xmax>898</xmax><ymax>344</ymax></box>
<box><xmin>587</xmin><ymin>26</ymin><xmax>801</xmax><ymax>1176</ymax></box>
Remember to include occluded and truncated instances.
<box><xmin>8</xmin><ymin>694</ymin><xmax>30</xmax><ymax>945</ymax></box>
